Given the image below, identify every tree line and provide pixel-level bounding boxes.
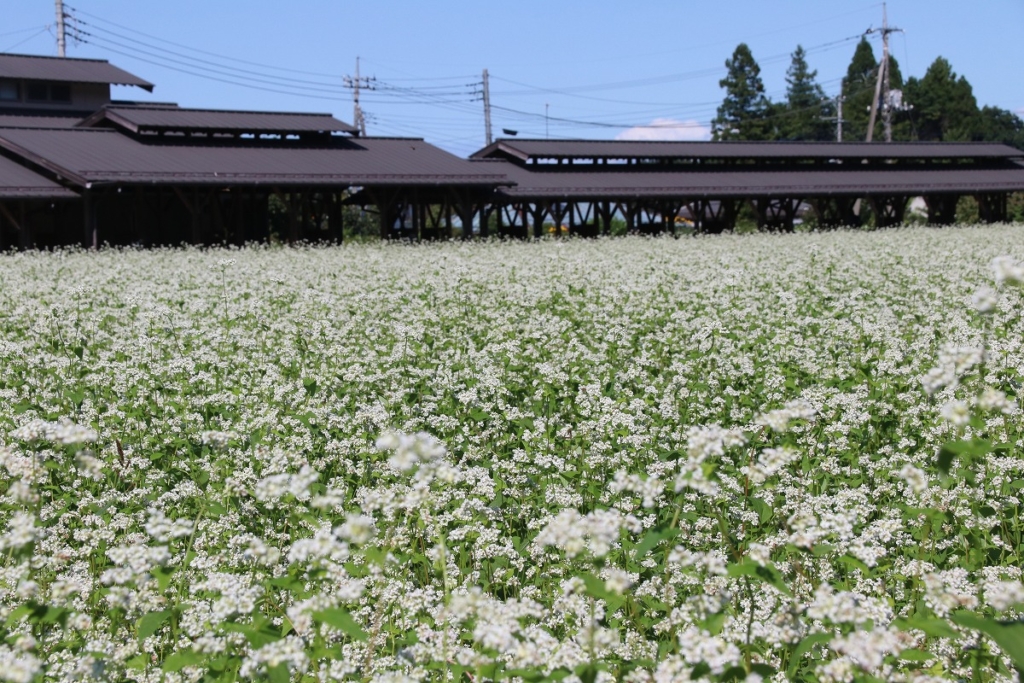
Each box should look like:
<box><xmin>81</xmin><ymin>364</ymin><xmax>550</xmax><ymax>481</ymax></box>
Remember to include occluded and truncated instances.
<box><xmin>711</xmin><ymin>39</ymin><xmax>1024</xmax><ymax>149</ymax></box>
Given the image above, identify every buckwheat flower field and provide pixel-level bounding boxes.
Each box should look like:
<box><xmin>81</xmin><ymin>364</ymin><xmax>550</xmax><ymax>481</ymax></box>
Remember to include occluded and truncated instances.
<box><xmin>3</xmin><ymin>226</ymin><xmax>1024</xmax><ymax>683</ymax></box>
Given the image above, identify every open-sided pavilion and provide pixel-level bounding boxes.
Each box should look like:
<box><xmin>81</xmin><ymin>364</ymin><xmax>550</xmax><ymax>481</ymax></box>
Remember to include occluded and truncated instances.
<box><xmin>469</xmin><ymin>139</ymin><xmax>1024</xmax><ymax>237</ymax></box>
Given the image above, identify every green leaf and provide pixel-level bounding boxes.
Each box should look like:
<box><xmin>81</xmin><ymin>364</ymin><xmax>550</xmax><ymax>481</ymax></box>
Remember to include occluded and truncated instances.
<box><xmin>162</xmin><ymin>649</ymin><xmax>203</xmax><ymax>672</ymax></box>
<box><xmin>124</xmin><ymin>654</ymin><xmax>149</xmax><ymax>670</ymax></box>
<box><xmin>221</xmin><ymin>622</ymin><xmax>282</xmax><ymax>648</ymax></box>
<box><xmin>893</xmin><ymin>614</ymin><xmax>959</xmax><ymax>639</ymax></box>
<box><xmin>701</xmin><ymin>611</ymin><xmax>727</xmax><ymax>636</ymax></box>
<box><xmin>5</xmin><ymin>604</ymin><xmax>33</xmax><ymax>627</ymax></box>
<box><xmin>787</xmin><ymin>632</ymin><xmax>834</xmax><ymax>678</ymax></box>
<box><xmin>151</xmin><ymin>566</ymin><xmax>175</xmax><ymax>592</ymax></box>
<box><xmin>137</xmin><ymin>610</ymin><xmax>172</xmax><ymax>642</ymax></box>
<box><xmin>951</xmin><ymin>611</ymin><xmax>1024</xmax><ymax>670</ymax></box>
<box><xmin>633</xmin><ymin>528</ymin><xmax>678</xmax><ymax>561</ymax></box>
<box><xmin>268</xmin><ymin>663</ymin><xmax>290</xmax><ymax>683</ymax></box>
<box><xmin>727</xmin><ymin>560</ymin><xmax>792</xmax><ymax>596</ymax></box>
<box><xmin>898</xmin><ymin>648</ymin><xmax>936</xmax><ymax>662</ymax></box>
<box><xmin>938</xmin><ymin>439</ymin><xmax>991</xmax><ymax>473</ymax></box>
<box><xmin>313</xmin><ymin>608</ymin><xmax>367</xmax><ymax>641</ymax></box>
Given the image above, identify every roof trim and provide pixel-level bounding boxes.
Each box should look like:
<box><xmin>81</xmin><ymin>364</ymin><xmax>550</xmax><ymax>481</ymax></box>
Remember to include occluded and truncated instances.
<box><xmin>0</xmin><ymin>52</ymin><xmax>154</xmax><ymax>91</ymax></box>
<box><xmin>473</xmin><ymin>138</ymin><xmax>1024</xmax><ymax>161</ymax></box>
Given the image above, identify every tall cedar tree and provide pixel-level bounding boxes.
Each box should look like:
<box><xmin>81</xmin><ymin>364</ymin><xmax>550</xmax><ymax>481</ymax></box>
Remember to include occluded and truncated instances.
<box><xmin>904</xmin><ymin>57</ymin><xmax>979</xmax><ymax>141</ymax></box>
<box><xmin>783</xmin><ymin>45</ymin><xmax>830</xmax><ymax>140</ymax></box>
<box><xmin>712</xmin><ymin>43</ymin><xmax>772</xmax><ymax>141</ymax></box>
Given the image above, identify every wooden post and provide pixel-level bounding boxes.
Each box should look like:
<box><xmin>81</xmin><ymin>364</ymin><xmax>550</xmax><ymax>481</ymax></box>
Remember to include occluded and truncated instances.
<box><xmin>83</xmin><ymin>190</ymin><xmax>98</xmax><ymax>249</ymax></box>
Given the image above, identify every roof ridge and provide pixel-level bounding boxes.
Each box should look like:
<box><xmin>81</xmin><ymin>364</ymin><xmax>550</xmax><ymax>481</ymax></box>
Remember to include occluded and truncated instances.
<box><xmin>0</xmin><ymin>52</ymin><xmax>111</xmax><ymax>64</ymax></box>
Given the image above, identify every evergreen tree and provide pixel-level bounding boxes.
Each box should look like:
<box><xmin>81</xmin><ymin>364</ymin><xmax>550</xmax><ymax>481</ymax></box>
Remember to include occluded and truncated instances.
<box><xmin>842</xmin><ymin>38</ymin><xmax>879</xmax><ymax>141</ymax></box>
<box><xmin>840</xmin><ymin>38</ymin><xmax>909</xmax><ymax>141</ymax></box>
<box><xmin>712</xmin><ymin>43</ymin><xmax>772</xmax><ymax>141</ymax></box>
<box><xmin>782</xmin><ymin>45</ymin><xmax>830</xmax><ymax>140</ymax></box>
<box><xmin>975</xmin><ymin>106</ymin><xmax>1024</xmax><ymax>149</ymax></box>
<box><xmin>904</xmin><ymin>57</ymin><xmax>978</xmax><ymax>141</ymax></box>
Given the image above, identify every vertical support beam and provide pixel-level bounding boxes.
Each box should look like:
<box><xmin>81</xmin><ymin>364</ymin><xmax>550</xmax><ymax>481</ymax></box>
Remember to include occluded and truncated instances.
<box><xmin>83</xmin><ymin>190</ymin><xmax>98</xmax><ymax>249</ymax></box>
<box><xmin>924</xmin><ymin>194</ymin><xmax>959</xmax><ymax>226</ymax></box>
<box><xmin>976</xmin><ymin>193</ymin><xmax>1008</xmax><ymax>224</ymax></box>
<box><xmin>532</xmin><ymin>203</ymin><xmax>545</xmax><ymax>239</ymax></box>
<box><xmin>190</xmin><ymin>187</ymin><xmax>204</xmax><ymax>245</ymax></box>
<box><xmin>301</xmin><ymin>191</ymin><xmax>311</xmax><ymax>241</ymax></box>
<box><xmin>868</xmin><ymin>195</ymin><xmax>909</xmax><ymax>228</ymax></box>
<box><xmin>598</xmin><ymin>201</ymin><xmax>612</xmax><ymax>236</ymax></box>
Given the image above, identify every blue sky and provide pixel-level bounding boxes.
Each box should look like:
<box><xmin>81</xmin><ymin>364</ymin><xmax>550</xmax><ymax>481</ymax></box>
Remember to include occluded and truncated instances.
<box><xmin>4</xmin><ymin>1</ymin><xmax>1022</xmax><ymax>156</ymax></box>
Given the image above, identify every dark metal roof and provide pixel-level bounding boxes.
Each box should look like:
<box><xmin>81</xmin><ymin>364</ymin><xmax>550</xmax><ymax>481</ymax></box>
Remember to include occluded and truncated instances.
<box><xmin>473</xmin><ymin>139</ymin><xmax>1024</xmax><ymax>161</ymax></box>
<box><xmin>0</xmin><ymin>128</ymin><xmax>510</xmax><ymax>188</ymax></box>
<box><xmin>78</xmin><ymin>106</ymin><xmax>357</xmax><ymax>135</ymax></box>
<box><xmin>479</xmin><ymin>159</ymin><xmax>1024</xmax><ymax>199</ymax></box>
<box><xmin>0</xmin><ymin>53</ymin><xmax>154</xmax><ymax>91</ymax></box>
<box><xmin>0</xmin><ymin>112</ymin><xmax>85</xmax><ymax>128</ymax></box>
<box><xmin>0</xmin><ymin>154</ymin><xmax>76</xmax><ymax>198</ymax></box>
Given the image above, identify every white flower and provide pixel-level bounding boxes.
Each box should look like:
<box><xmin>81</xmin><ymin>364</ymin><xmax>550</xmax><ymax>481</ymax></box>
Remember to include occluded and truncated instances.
<box><xmin>897</xmin><ymin>464</ymin><xmax>928</xmax><ymax>495</ymax></box>
<box><xmin>0</xmin><ymin>645</ymin><xmax>42</xmax><ymax>683</ymax></box>
<box><xmin>977</xmin><ymin>387</ymin><xmax>1016</xmax><ymax>414</ymax></box>
<box><xmin>991</xmin><ymin>255</ymin><xmax>1024</xmax><ymax>286</ymax></box>
<box><xmin>985</xmin><ymin>580</ymin><xmax>1024</xmax><ymax>610</ymax></box>
<box><xmin>10</xmin><ymin>418</ymin><xmax>97</xmax><ymax>445</ymax></box>
<box><xmin>334</xmin><ymin>513</ymin><xmax>376</xmax><ymax>544</ymax></box>
<box><xmin>939</xmin><ymin>400</ymin><xmax>971</xmax><ymax>428</ymax></box>
<box><xmin>376</xmin><ymin>430</ymin><xmax>446</xmax><ymax>472</ymax></box>
<box><xmin>971</xmin><ymin>286</ymin><xmax>998</xmax><ymax>313</ymax></box>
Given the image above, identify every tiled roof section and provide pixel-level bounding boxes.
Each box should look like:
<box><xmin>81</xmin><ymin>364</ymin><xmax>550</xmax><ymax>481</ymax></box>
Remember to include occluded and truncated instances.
<box><xmin>479</xmin><ymin>159</ymin><xmax>1024</xmax><ymax>199</ymax></box>
<box><xmin>0</xmin><ymin>154</ymin><xmax>76</xmax><ymax>198</ymax></box>
<box><xmin>473</xmin><ymin>139</ymin><xmax>1024</xmax><ymax>161</ymax></box>
<box><xmin>0</xmin><ymin>128</ymin><xmax>511</xmax><ymax>188</ymax></box>
<box><xmin>79</xmin><ymin>106</ymin><xmax>358</xmax><ymax>134</ymax></box>
<box><xmin>0</xmin><ymin>53</ymin><xmax>154</xmax><ymax>90</ymax></box>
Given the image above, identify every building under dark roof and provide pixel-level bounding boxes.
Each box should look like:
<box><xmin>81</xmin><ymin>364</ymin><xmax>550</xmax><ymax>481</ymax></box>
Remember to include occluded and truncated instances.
<box><xmin>2</xmin><ymin>51</ymin><xmax>1024</xmax><ymax>248</ymax></box>
<box><xmin>0</xmin><ymin>53</ymin><xmax>512</xmax><ymax>247</ymax></box>
<box><xmin>469</xmin><ymin>139</ymin><xmax>1024</xmax><ymax>235</ymax></box>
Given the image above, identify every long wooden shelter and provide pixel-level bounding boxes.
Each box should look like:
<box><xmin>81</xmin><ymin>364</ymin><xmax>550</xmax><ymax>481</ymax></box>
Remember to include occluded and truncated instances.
<box><xmin>469</xmin><ymin>139</ymin><xmax>1024</xmax><ymax>236</ymax></box>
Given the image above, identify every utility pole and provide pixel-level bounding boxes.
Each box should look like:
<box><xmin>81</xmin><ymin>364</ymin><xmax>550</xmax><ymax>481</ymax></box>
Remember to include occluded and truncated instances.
<box><xmin>822</xmin><ymin>87</ymin><xmax>846</xmax><ymax>142</ymax></box>
<box><xmin>482</xmin><ymin>68</ymin><xmax>492</xmax><ymax>146</ymax></box>
<box><xmin>343</xmin><ymin>57</ymin><xmax>374</xmax><ymax>136</ymax></box>
<box><xmin>545</xmin><ymin>103</ymin><xmax>549</xmax><ymax>139</ymax></box>
<box><xmin>865</xmin><ymin>2</ymin><xmax>902</xmax><ymax>142</ymax></box>
<box><xmin>55</xmin><ymin>0</ymin><xmax>66</xmax><ymax>57</ymax></box>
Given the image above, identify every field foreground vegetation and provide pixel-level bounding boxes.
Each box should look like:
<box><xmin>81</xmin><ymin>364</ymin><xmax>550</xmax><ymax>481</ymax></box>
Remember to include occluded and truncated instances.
<box><xmin>2</xmin><ymin>227</ymin><xmax>1024</xmax><ymax>683</ymax></box>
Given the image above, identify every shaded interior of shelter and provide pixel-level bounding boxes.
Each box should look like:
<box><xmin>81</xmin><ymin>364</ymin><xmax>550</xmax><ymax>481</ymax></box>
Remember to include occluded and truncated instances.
<box><xmin>2</xmin><ymin>52</ymin><xmax>1024</xmax><ymax>248</ymax></box>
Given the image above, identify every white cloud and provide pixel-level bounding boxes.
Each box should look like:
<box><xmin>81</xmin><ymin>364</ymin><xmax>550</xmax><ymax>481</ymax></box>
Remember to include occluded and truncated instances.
<box><xmin>615</xmin><ymin>118</ymin><xmax>711</xmax><ymax>142</ymax></box>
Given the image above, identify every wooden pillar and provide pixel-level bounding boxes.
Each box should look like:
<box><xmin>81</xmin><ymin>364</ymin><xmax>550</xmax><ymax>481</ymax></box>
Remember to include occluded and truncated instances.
<box><xmin>478</xmin><ymin>205</ymin><xmax>489</xmax><ymax>238</ymax></box>
<box><xmin>868</xmin><ymin>195</ymin><xmax>909</xmax><ymax>228</ymax></box>
<box><xmin>924</xmin><ymin>194</ymin><xmax>958</xmax><ymax>226</ymax></box>
<box><xmin>531</xmin><ymin>203</ymin><xmax>545</xmax><ymax>239</ymax></box>
<box><xmin>83</xmin><ymin>190</ymin><xmax>98</xmax><ymax>249</ymax></box>
<box><xmin>977</xmin><ymin>193</ymin><xmax>1008</xmax><ymax>224</ymax></box>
